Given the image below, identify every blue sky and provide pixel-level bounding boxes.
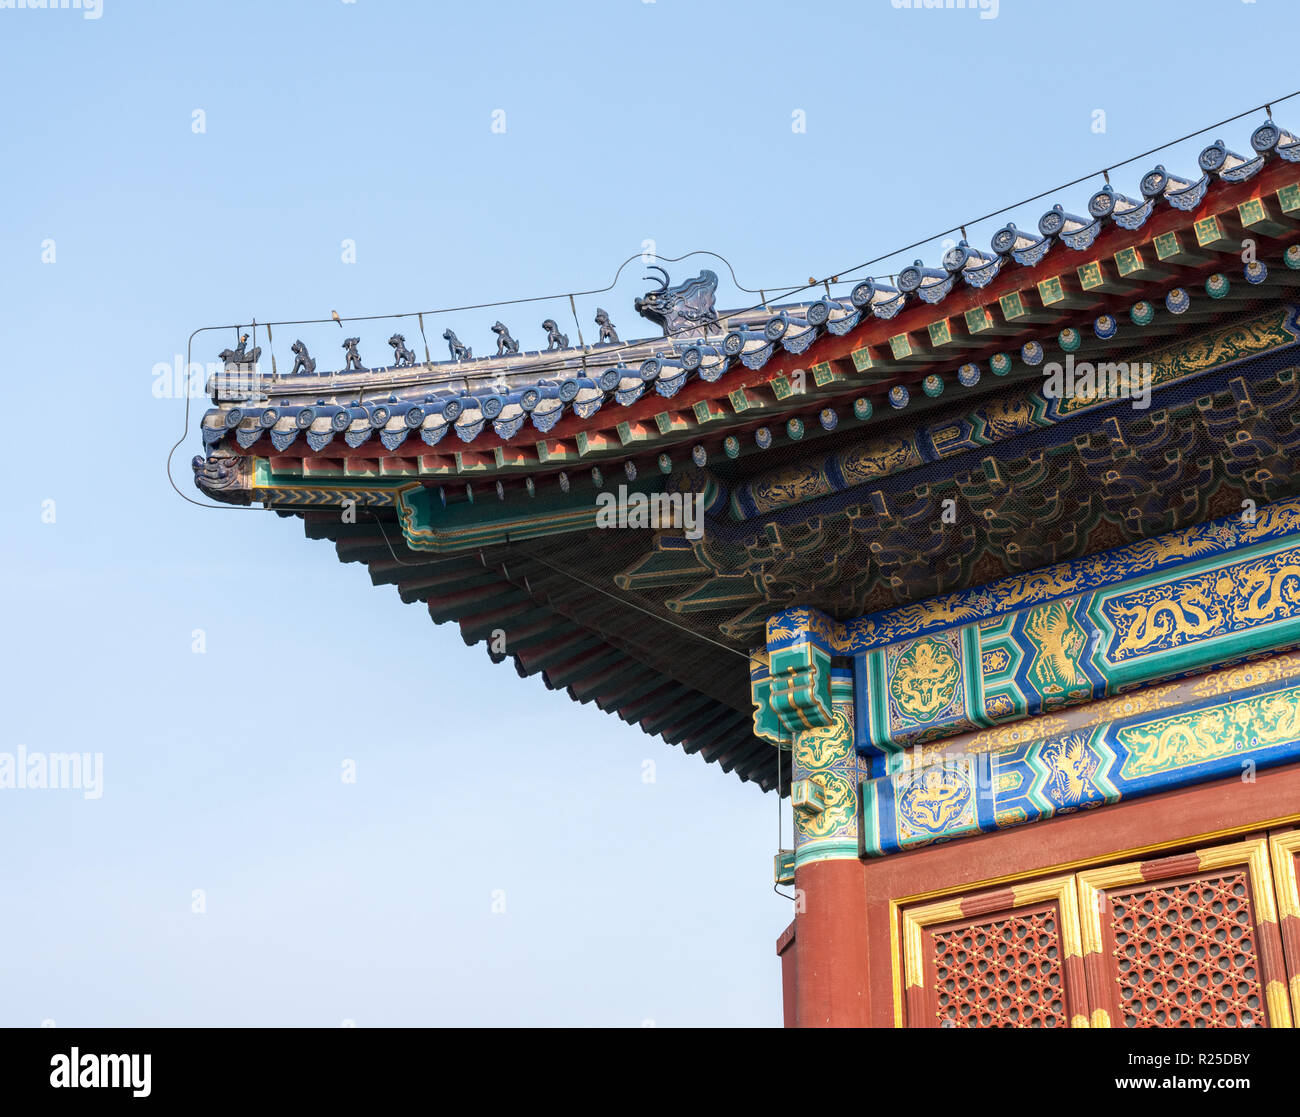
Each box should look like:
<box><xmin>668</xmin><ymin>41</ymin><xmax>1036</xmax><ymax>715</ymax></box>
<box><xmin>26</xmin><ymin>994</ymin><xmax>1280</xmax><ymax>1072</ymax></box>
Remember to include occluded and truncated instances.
<box><xmin>1</xmin><ymin>0</ymin><xmax>1296</xmax><ymax>1026</ymax></box>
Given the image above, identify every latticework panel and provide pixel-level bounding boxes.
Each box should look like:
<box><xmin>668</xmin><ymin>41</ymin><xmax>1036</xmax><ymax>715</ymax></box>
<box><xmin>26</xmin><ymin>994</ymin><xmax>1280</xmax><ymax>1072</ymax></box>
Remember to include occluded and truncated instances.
<box><xmin>930</xmin><ymin>905</ymin><xmax>1066</xmax><ymax>1027</ymax></box>
<box><xmin>1078</xmin><ymin>837</ymin><xmax>1293</xmax><ymax>1028</ymax></box>
<box><xmin>902</xmin><ymin>876</ymin><xmax>1086</xmax><ymax>1027</ymax></box>
<box><xmin>898</xmin><ymin>838</ymin><xmax>1295</xmax><ymax>1028</ymax></box>
<box><xmin>1108</xmin><ymin>870</ymin><xmax>1265</xmax><ymax>1028</ymax></box>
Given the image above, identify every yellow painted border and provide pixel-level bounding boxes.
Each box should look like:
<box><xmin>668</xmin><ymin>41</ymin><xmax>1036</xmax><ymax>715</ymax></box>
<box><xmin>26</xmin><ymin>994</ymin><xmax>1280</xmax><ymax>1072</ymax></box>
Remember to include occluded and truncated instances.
<box><xmin>1269</xmin><ymin>831</ymin><xmax>1300</xmax><ymax>1020</ymax></box>
<box><xmin>889</xmin><ymin>812</ymin><xmax>1300</xmax><ymax>910</ymax></box>
<box><xmin>1270</xmin><ymin>831</ymin><xmax>1300</xmax><ymax>922</ymax></box>
<box><xmin>887</xmin><ymin>809</ymin><xmax>1300</xmax><ymax>1027</ymax></box>
<box><xmin>1017</xmin><ymin>875</ymin><xmax>1085</xmax><ymax>962</ymax></box>
<box><xmin>1077</xmin><ymin>837</ymin><xmax>1292</xmax><ymax>1029</ymax></box>
<box><xmin>899</xmin><ymin>876</ymin><xmax>1083</xmax><ymax>1028</ymax></box>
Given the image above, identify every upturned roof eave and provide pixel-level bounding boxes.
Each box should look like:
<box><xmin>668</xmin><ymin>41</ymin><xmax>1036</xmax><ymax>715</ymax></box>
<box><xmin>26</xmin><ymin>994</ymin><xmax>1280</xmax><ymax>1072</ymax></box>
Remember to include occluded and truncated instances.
<box><xmin>199</xmin><ymin>136</ymin><xmax>1300</xmax><ymax>490</ymax></box>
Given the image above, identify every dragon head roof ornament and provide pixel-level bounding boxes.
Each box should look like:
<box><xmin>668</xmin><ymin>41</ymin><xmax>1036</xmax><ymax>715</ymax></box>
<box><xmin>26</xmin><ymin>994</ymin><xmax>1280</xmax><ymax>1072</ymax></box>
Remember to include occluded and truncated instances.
<box><xmin>634</xmin><ymin>267</ymin><xmax>721</xmax><ymax>338</ymax></box>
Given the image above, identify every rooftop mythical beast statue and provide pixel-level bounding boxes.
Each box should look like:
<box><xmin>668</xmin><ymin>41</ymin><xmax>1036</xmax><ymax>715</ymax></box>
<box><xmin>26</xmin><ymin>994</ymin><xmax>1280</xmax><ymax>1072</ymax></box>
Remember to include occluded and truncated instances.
<box><xmin>634</xmin><ymin>266</ymin><xmax>720</xmax><ymax>338</ymax></box>
<box><xmin>219</xmin><ymin>333</ymin><xmax>261</xmax><ymax>368</ymax></box>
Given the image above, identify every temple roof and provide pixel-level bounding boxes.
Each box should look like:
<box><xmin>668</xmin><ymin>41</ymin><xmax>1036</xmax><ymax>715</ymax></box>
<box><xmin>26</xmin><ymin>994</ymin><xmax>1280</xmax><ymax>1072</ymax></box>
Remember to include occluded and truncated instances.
<box><xmin>199</xmin><ymin>123</ymin><xmax>1300</xmax><ymax>468</ymax></box>
<box><xmin>193</xmin><ymin>119</ymin><xmax>1300</xmax><ymax>791</ymax></box>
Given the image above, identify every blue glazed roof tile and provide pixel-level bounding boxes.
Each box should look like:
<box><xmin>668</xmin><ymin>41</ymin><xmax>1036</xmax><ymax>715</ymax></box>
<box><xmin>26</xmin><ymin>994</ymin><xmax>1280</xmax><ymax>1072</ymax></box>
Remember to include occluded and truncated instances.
<box><xmin>196</xmin><ymin>123</ymin><xmax>1300</xmax><ymax>470</ymax></box>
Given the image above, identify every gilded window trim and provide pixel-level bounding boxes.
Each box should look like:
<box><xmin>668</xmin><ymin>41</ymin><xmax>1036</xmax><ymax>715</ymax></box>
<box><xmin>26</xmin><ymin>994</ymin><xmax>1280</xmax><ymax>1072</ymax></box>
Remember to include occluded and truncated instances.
<box><xmin>887</xmin><ymin>808</ymin><xmax>1300</xmax><ymax>1027</ymax></box>
<box><xmin>900</xmin><ymin>875</ymin><xmax>1086</xmax><ymax>1029</ymax></box>
<box><xmin>1077</xmin><ymin>837</ymin><xmax>1292</xmax><ymax>1029</ymax></box>
<box><xmin>1268</xmin><ymin>830</ymin><xmax>1300</xmax><ymax>1019</ymax></box>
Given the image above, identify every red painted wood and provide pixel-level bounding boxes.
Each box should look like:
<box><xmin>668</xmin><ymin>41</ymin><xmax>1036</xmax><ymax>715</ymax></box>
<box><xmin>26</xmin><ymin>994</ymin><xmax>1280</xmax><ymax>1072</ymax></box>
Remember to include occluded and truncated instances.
<box><xmin>1140</xmin><ymin>851</ymin><xmax>1202</xmax><ymax>880</ymax></box>
<box><xmin>1271</xmin><ymin>828</ymin><xmax>1300</xmax><ymax>1010</ymax></box>
<box><xmin>960</xmin><ymin>886</ymin><xmax>1015</xmax><ymax>918</ymax></box>
<box><xmin>776</xmin><ymin>921</ymin><xmax>797</xmax><ymax>1029</ymax></box>
<box><xmin>793</xmin><ymin>859</ymin><xmax>870</xmax><ymax>1027</ymax></box>
<box><xmin>859</xmin><ymin>763</ymin><xmax>1300</xmax><ymax>1026</ymax></box>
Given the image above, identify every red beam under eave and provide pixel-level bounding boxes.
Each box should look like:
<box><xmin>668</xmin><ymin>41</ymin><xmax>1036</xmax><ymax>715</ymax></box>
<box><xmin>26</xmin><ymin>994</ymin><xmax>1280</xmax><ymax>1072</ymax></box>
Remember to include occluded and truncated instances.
<box><xmin>566</xmin><ymin>658</ymin><xmax>646</xmax><ymax>703</ymax></box>
<box><xmin>591</xmin><ymin>674</ymin><xmax>668</xmax><ymax>715</ymax></box>
<box><xmin>425</xmin><ymin>584</ymin><xmax>528</xmax><ymax>620</ymax></box>
<box><xmin>456</xmin><ymin>602</ymin><xmax>549</xmax><ymax>644</ymax></box>
<box><xmin>525</xmin><ymin>161</ymin><xmax>1300</xmax><ymax>447</ymax></box>
<box><xmin>540</xmin><ymin>644</ymin><xmax>617</xmax><ymax>690</ymax></box>
<box><xmin>512</xmin><ymin>630</ymin><xmax>600</xmax><ymax>674</ymax></box>
<box><xmin>616</xmin><ymin>681</ymin><xmax>685</xmax><ymax>725</ymax></box>
<box><xmin>661</xmin><ymin>704</ymin><xmax>735</xmax><ymax>748</ymax></box>
<box><xmin>685</xmin><ymin>711</ymin><xmax>749</xmax><ymax>756</ymax></box>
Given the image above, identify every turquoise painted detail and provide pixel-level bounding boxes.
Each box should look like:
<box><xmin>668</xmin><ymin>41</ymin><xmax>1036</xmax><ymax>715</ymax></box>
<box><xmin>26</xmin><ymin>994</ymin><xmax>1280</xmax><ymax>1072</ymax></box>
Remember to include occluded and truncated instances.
<box><xmin>861</xmin><ymin>670</ymin><xmax>1300</xmax><ymax>856</ymax></box>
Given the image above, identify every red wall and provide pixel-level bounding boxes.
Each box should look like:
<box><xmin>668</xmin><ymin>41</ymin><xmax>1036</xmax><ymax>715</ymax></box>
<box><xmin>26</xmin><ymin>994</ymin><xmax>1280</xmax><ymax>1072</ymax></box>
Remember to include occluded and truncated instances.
<box><xmin>779</xmin><ymin>762</ymin><xmax>1300</xmax><ymax>1027</ymax></box>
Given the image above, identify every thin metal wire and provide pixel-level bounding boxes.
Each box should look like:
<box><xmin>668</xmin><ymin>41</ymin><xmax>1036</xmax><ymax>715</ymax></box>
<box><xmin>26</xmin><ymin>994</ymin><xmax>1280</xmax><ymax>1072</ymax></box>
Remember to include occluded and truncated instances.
<box><xmin>503</xmin><ymin>537</ymin><xmax>754</xmax><ymax>662</ymax></box>
<box><xmin>568</xmin><ymin>293</ymin><xmax>588</xmax><ymax>375</ymax></box>
<box><xmin>418</xmin><ymin>312</ymin><xmax>431</xmax><ymax>365</ymax></box>
<box><xmin>350</xmin><ymin>509</ymin><xmax>753</xmax><ymax>660</ymax></box>
<box><xmin>773</xmin><ymin>716</ymin><xmax>796</xmax><ymax>898</ymax></box>
<box><xmin>189</xmin><ymin>88</ymin><xmax>1300</xmax><ymax>339</ymax></box>
<box><xmin>822</xmin><ymin>89</ymin><xmax>1300</xmax><ymax>291</ymax></box>
<box><xmin>167</xmin><ymin>89</ymin><xmax>1300</xmax><ymax>510</ymax></box>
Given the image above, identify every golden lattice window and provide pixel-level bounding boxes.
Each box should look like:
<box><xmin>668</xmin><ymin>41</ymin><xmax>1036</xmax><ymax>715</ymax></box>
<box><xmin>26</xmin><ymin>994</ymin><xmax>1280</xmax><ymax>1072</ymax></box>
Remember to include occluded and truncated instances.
<box><xmin>1107</xmin><ymin>871</ymin><xmax>1264</xmax><ymax>1027</ymax></box>
<box><xmin>902</xmin><ymin>877</ymin><xmax>1085</xmax><ymax>1028</ymax></box>
<box><xmin>1078</xmin><ymin>838</ymin><xmax>1293</xmax><ymax>1028</ymax></box>
<box><xmin>931</xmin><ymin>905</ymin><xmax>1066</xmax><ymax>1027</ymax></box>
<box><xmin>897</xmin><ymin>835</ymin><xmax>1298</xmax><ymax>1028</ymax></box>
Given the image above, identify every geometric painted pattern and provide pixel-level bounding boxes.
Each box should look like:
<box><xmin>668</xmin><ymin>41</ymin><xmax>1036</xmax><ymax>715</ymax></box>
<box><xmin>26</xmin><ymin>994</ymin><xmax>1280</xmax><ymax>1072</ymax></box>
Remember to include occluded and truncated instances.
<box><xmin>901</xmin><ymin>875</ymin><xmax>1087</xmax><ymax>1028</ymax></box>
<box><xmin>1077</xmin><ymin>838</ymin><xmax>1293</xmax><ymax>1028</ymax></box>
<box><xmin>1109</xmin><ymin>871</ymin><xmax>1267</xmax><ymax>1027</ymax></box>
<box><xmin>860</xmin><ymin>670</ymin><xmax>1300</xmax><ymax>856</ymax></box>
<box><xmin>932</xmin><ymin>906</ymin><xmax>1067</xmax><ymax>1027</ymax></box>
<box><xmin>771</xmin><ymin>431</ymin><xmax>1300</xmax><ymax>660</ymax></box>
<box><xmin>847</xmin><ymin>525</ymin><xmax>1300</xmax><ymax>759</ymax></box>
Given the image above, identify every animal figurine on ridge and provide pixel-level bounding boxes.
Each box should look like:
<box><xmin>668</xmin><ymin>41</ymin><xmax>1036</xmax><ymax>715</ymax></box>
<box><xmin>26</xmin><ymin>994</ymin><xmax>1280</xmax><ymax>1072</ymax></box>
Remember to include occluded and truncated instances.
<box><xmin>594</xmin><ymin>308</ymin><xmax>619</xmax><ymax>345</ymax></box>
<box><xmin>492</xmin><ymin>321</ymin><xmax>520</xmax><ymax>356</ymax></box>
<box><xmin>443</xmin><ymin>329</ymin><xmax>471</xmax><ymax>361</ymax></box>
<box><xmin>219</xmin><ymin>333</ymin><xmax>262</xmax><ymax>367</ymax></box>
<box><xmin>388</xmin><ymin>333</ymin><xmax>417</xmax><ymax>368</ymax></box>
<box><xmin>634</xmin><ymin>267</ymin><xmax>720</xmax><ymax>337</ymax></box>
<box><xmin>342</xmin><ymin>336</ymin><xmax>365</xmax><ymax>372</ymax></box>
<box><xmin>290</xmin><ymin>340</ymin><xmax>315</xmax><ymax>376</ymax></box>
<box><xmin>542</xmin><ymin>319</ymin><xmax>568</xmax><ymax>350</ymax></box>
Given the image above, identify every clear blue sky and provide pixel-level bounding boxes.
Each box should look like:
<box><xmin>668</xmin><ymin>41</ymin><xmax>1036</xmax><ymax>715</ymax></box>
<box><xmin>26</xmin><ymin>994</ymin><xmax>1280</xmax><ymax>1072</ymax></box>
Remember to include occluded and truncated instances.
<box><xmin>1</xmin><ymin>0</ymin><xmax>1295</xmax><ymax>1026</ymax></box>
